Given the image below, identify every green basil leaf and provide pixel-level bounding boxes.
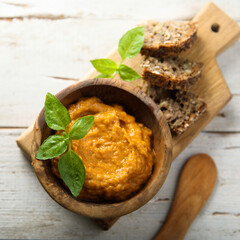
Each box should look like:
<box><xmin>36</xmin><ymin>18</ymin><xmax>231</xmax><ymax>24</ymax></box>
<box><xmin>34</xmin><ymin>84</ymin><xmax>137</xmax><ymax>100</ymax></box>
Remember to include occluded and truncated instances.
<box><xmin>45</xmin><ymin>93</ymin><xmax>71</xmax><ymax>131</ymax></box>
<box><xmin>118</xmin><ymin>26</ymin><xmax>144</xmax><ymax>60</ymax></box>
<box><xmin>58</xmin><ymin>150</ymin><xmax>85</xmax><ymax>197</ymax></box>
<box><xmin>95</xmin><ymin>73</ymin><xmax>113</xmax><ymax>79</ymax></box>
<box><xmin>69</xmin><ymin>115</ymin><xmax>94</xmax><ymax>140</ymax></box>
<box><xmin>119</xmin><ymin>64</ymin><xmax>141</xmax><ymax>81</ymax></box>
<box><xmin>35</xmin><ymin>135</ymin><xmax>69</xmax><ymax>160</ymax></box>
<box><xmin>62</xmin><ymin>131</ymin><xmax>68</xmax><ymax>138</ymax></box>
<box><xmin>90</xmin><ymin>59</ymin><xmax>117</xmax><ymax>75</ymax></box>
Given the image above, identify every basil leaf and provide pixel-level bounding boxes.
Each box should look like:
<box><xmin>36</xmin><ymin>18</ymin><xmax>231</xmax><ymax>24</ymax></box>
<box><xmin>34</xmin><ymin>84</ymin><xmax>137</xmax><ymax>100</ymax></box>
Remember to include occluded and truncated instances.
<box><xmin>118</xmin><ymin>26</ymin><xmax>144</xmax><ymax>60</ymax></box>
<box><xmin>58</xmin><ymin>150</ymin><xmax>85</xmax><ymax>198</ymax></box>
<box><xmin>95</xmin><ymin>73</ymin><xmax>113</xmax><ymax>79</ymax></box>
<box><xmin>69</xmin><ymin>116</ymin><xmax>94</xmax><ymax>140</ymax></box>
<box><xmin>90</xmin><ymin>59</ymin><xmax>117</xmax><ymax>75</ymax></box>
<box><xmin>35</xmin><ymin>135</ymin><xmax>69</xmax><ymax>160</ymax></box>
<box><xmin>45</xmin><ymin>93</ymin><xmax>71</xmax><ymax>131</ymax></box>
<box><xmin>119</xmin><ymin>64</ymin><xmax>141</xmax><ymax>81</ymax></box>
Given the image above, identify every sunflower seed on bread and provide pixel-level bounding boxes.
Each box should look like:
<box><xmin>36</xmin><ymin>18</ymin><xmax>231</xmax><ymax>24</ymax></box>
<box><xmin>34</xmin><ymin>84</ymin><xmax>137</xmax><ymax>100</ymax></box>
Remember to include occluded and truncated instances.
<box><xmin>141</xmin><ymin>20</ymin><xmax>197</xmax><ymax>57</ymax></box>
<box><xmin>141</xmin><ymin>55</ymin><xmax>203</xmax><ymax>90</ymax></box>
<box><xmin>135</xmin><ymin>80</ymin><xmax>207</xmax><ymax>135</ymax></box>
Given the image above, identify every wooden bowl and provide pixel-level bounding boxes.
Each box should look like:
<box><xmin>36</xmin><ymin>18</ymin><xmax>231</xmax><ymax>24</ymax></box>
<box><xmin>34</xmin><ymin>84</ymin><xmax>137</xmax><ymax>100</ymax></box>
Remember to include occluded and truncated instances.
<box><xmin>31</xmin><ymin>78</ymin><xmax>172</xmax><ymax>219</ymax></box>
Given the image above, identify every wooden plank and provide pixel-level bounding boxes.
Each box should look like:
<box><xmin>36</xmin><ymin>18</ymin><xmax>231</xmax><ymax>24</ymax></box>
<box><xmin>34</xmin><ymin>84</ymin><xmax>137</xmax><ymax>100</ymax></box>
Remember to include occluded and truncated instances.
<box><xmin>0</xmin><ymin>18</ymin><xmax>136</xmax><ymax>127</ymax></box>
<box><xmin>204</xmin><ymin>95</ymin><xmax>240</xmax><ymax>132</ymax></box>
<box><xmin>1</xmin><ymin>128</ymin><xmax>240</xmax><ymax>239</ymax></box>
<box><xmin>0</xmin><ymin>18</ymin><xmax>137</xmax><ymax>80</ymax></box>
<box><xmin>15</xmin><ymin>93</ymin><xmax>240</xmax><ymax>162</ymax></box>
<box><xmin>0</xmin><ymin>18</ymin><xmax>239</xmax><ymax>128</ymax></box>
<box><xmin>0</xmin><ymin>0</ymin><xmax>240</xmax><ymax>21</ymax></box>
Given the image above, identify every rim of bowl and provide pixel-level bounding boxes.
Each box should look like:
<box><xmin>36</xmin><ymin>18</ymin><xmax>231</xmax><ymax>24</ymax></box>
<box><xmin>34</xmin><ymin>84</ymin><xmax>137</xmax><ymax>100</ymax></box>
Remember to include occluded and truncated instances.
<box><xmin>31</xmin><ymin>78</ymin><xmax>172</xmax><ymax>219</ymax></box>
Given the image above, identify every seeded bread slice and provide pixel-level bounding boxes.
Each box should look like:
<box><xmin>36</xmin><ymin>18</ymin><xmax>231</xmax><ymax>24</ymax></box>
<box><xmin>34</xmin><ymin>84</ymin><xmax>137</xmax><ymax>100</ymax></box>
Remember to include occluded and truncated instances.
<box><xmin>141</xmin><ymin>55</ymin><xmax>203</xmax><ymax>90</ymax></box>
<box><xmin>158</xmin><ymin>91</ymin><xmax>207</xmax><ymax>135</ymax></box>
<box><xmin>135</xmin><ymin>80</ymin><xmax>207</xmax><ymax>135</ymax></box>
<box><xmin>141</xmin><ymin>21</ymin><xmax>197</xmax><ymax>57</ymax></box>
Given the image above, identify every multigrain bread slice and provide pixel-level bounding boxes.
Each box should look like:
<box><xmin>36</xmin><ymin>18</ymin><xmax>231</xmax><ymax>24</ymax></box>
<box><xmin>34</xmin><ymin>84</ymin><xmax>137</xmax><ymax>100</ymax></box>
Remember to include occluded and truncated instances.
<box><xmin>158</xmin><ymin>91</ymin><xmax>207</xmax><ymax>135</ymax></box>
<box><xmin>141</xmin><ymin>55</ymin><xmax>203</xmax><ymax>90</ymax></box>
<box><xmin>134</xmin><ymin>79</ymin><xmax>207</xmax><ymax>135</ymax></box>
<box><xmin>141</xmin><ymin>21</ymin><xmax>197</xmax><ymax>57</ymax></box>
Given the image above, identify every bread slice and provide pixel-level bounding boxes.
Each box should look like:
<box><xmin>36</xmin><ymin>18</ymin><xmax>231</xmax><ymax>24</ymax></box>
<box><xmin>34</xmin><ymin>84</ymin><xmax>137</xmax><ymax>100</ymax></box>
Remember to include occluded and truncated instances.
<box><xmin>158</xmin><ymin>91</ymin><xmax>207</xmax><ymax>135</ymax></box>
<box><xmin>135</xmin><ymin>79</ymin><xmax>207</xmax><ymax>135</ymax></box>
<box><xmin>141</xmin><ymin>55</ymin><xmax>203</xmax><ymax>90</ymax></box>
<box><xmin>141</xmin><ymin>21</ymin><xmax>197</xmax><ymax>57</ymax></box>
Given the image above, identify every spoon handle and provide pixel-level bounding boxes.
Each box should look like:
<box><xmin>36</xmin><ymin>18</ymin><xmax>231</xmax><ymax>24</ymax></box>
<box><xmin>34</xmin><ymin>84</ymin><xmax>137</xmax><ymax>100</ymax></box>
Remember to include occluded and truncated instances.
<box><xmin>153</xmin><ymin>154</ymin><xmax>217</xmax><ymax>240</ymax></box>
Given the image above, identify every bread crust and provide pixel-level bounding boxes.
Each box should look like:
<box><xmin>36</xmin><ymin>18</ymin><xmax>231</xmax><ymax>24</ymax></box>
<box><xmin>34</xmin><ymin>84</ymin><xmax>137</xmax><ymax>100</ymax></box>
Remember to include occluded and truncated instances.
<box><xmin>142</xmin><ymin>57</ymin><xmax>203</xmax><ymax>90</ymax></box>
<box><xmin>136</xmin><ymin>21</ymin><xmax>206</xmax><ymax>134</ymax></box>
<box><xmin>158</xmin><ymin>91</ymin><xmax>207</xmax><ymax>135</ymax></box>
<box><xmin>142</xmin><ymin>64</ymin><xmax>202</xmax><ymax>90</ymax></box>
<box><xmin>134</xmin><ymin>80</ymin><xmax>207</xmax><ymax>135</ymax></box>
<box><xmin>141</xmin><ymin>21</ymin><xmax>197</xmax><ymax>57</ymax></box>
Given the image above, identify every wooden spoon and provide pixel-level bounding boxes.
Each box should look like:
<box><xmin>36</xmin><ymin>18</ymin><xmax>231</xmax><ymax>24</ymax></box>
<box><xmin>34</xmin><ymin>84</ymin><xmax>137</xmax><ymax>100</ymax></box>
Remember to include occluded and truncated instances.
<box><xmin>153</xmin><ymin>154</ymin><xmax>217</xmax><ymax>240</ymax></box>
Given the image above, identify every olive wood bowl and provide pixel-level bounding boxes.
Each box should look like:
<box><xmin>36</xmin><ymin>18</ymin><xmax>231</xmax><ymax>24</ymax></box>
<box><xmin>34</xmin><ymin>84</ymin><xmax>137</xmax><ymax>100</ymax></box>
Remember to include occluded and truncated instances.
<box><xmin>31</xmin><ymin>78</ymin><xmax>172</xmax><ymax>222</ymax></box>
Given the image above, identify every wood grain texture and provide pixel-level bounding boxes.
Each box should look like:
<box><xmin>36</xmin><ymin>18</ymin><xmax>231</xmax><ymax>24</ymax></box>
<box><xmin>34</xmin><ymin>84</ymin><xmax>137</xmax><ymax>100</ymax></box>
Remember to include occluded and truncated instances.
<box><xmin>83</xmin><ymin>2</ymin><xmax>240</xmax><ymax>160</ymax></box>
<box><xmin>153</xmin><ymin>154</ymin><xmax>217</xmax><ymax>240</ymax></box>
<box><xmin>1</xmin><ymin>129</ymin><xmax>240</xmax><ymax>239</ymax></box>
<box><xmin>1</xmin><ymin>0</ymin><xmax>240</xmax><ymax>239</ymax></box>
<box><xmin>15</xmin><ymin>2</ymin><xmax>240</xmax><ymax>231</ymax></box>
<box><xmin>0</xmin><ymin>0</ymin><xmax>240</xmax><ymax>21</ymax></box>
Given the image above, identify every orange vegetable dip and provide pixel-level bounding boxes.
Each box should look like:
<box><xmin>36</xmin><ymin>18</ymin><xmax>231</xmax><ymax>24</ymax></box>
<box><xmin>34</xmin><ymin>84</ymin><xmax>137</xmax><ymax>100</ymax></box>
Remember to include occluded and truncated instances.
<box><xmin>51</xmin><ymin>97</ymin><xmax>154</xmax><ymax>202</ymax></box>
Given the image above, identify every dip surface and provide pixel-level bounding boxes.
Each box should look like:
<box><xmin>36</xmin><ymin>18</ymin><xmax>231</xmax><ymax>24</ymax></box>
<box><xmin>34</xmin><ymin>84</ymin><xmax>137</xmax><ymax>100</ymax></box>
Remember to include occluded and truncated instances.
<box><xmin>51</xmin><ymin>97</ymin><xmax>154</xmax><ymax>202</ymax></box>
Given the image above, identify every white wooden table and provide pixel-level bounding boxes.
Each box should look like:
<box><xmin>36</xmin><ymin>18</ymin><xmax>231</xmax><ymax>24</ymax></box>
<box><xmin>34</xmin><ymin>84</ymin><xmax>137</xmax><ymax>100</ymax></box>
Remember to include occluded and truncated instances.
<box><xmin>0</xmin><ymin>0</ymin><xmax>239</xmax><ymax>239</ymax></box>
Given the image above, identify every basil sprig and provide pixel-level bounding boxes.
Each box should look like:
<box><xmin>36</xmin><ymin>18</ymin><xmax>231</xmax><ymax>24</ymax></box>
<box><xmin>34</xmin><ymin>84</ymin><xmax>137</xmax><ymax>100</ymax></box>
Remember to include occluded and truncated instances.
<box><xmin>35</xmin><ymin>93</ymin><xmax>94</xmax><ymax>198</ymax></box>
<box><xmin>90</xmin><ymin>26</ymin><xmax>144</xmax><ymax>81</ymax></box>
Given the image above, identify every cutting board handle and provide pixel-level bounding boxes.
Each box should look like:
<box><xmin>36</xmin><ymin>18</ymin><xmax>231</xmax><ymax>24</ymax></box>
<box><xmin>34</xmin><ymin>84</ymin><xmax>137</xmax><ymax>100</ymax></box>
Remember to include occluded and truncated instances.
<box><xmin>192</xmin><ymin>2</ymin><xmax>240</xmax><ymax>56</ymax></box>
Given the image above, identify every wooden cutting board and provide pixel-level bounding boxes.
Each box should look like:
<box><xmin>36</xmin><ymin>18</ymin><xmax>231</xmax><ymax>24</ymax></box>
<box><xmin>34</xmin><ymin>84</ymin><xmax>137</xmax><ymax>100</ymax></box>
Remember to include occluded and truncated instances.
<box><xmin>17</xmin><ymin>2</ymin><xmax>240</xmax><ymax>230</ymax></box>
<box><xmin>83</xmin><ymin>2</ymin><xmax>240</xmax><ymax>160</ymax></box>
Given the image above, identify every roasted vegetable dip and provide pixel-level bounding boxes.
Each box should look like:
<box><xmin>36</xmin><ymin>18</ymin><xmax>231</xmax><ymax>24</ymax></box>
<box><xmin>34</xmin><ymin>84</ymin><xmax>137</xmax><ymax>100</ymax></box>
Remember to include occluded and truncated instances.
<box><xmin>51</xmin><ymin>97</ymin><xmax>154</xmax><ymax>202</ymax></box>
